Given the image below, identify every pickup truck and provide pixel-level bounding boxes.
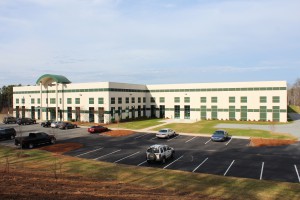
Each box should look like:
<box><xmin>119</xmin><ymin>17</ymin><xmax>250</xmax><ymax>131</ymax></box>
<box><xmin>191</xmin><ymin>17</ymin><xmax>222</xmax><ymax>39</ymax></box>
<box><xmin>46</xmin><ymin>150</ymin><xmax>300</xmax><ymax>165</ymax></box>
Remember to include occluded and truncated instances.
<box><xmin>15</xmin><ymin>132</ymin><xmax>56</xmax><ymax>149</ymax></box>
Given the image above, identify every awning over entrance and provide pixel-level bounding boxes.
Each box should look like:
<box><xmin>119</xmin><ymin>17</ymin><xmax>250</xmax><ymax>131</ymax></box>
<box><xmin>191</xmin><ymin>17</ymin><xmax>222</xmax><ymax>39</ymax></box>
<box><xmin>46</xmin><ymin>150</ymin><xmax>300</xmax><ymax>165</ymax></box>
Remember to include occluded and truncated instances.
<box><xmin>36</xmin><ymin>74</ymin><xmax>71</xmax><ymax>85</ymax></box>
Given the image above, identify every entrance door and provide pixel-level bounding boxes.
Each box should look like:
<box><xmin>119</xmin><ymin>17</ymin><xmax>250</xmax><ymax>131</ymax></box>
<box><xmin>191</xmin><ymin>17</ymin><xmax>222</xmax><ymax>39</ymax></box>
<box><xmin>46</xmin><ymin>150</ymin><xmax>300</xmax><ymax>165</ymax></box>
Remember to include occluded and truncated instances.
<box><xmin>75</xmin><ymin>107</ymin><xmax>80</xmax><ymax>122</ymax></box>
<box><xmin>151</xmin><ymin>105</ymin><xmax>156</xmax><ymax>118</ymax></box>
<box><xmin>184</xmin><ymin>105</ymin><xmax>190</xmax><ymax>119</ymax></box>
<box><xmin>31</xmin><ymin>106</ymin><xmax>35</xmax><ymax>119</ymax></box>
<box><xmin>160</xmin><ymin>105</ymin><xmax>165</xmax><ymax>118</ymax></box>
<box><xmin>98</xmin><ymin>107</ymin><xmax>104</xmax><ymax>123</ymax></box>
<box><xmin>89</xmin><ymin>107</ymin><xmax>94</xmax><ymax>122</ymax></box>
<box><xmin>67</xmin><ymin>107</ymin><xmax>72</xmax><ymax>121</ymax></box>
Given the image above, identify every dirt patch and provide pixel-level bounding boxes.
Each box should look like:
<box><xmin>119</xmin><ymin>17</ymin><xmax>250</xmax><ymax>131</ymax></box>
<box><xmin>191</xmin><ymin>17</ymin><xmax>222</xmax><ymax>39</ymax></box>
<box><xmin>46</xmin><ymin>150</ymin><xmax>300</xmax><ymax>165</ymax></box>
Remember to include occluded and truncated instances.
<box><xmin>250</xmin><ymin>138</ymin><xmax>297</xmax><ymax>147</ymax></box>
<box><xmin>39</xmin><ymin>143</ymin><xmax>83</xmax><ymax>154</ymax></box>
<box><xmin>0</xmin><ymin>170</ymin><xmax>208</xmax><ymax>200</ymax></box>
<box><xmin>103</xmin><ymin>130</ymin><xmax>136</xmax><ymax>137</ymax></box>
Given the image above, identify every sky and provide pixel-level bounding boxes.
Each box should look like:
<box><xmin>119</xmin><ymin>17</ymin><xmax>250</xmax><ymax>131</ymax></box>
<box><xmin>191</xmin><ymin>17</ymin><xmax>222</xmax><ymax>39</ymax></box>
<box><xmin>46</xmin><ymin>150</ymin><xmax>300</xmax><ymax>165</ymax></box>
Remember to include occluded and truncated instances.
<box><xmin>0</xmin><ymin>0</ymin><xmax>300</xmax><ymax>87</ymax></box>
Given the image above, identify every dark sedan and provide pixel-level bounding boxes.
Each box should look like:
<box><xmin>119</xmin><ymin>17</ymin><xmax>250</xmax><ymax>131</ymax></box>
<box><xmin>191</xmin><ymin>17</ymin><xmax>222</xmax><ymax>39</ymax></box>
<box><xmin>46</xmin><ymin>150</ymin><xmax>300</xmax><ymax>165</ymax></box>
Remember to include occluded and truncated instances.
<box><xmin>59</xmin><ymin>122</ymin><xmax>77</xmax><ymax>130</ymax></box>
<box><xmin>211</xmin><ymin>130</ymin><xmax>229</xmax><ymax>142</ymax></box>
<box><xmin>88</xmin><ymin>125</ymin><xmax>108</xmax><ymax>133</ymax></box>
<box><xmin>41</xmin><ymin>120</ymin><xmax>53</xmax><ymax>127</ymax></box>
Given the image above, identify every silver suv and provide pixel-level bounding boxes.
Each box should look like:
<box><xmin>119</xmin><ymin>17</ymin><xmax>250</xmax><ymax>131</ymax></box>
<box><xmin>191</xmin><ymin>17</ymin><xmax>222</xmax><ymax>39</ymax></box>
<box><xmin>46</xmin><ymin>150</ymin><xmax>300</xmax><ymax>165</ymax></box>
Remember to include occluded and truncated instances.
<box><xmin>146</xmin><ymin>144</ymin><xmax>175</xmax><ymax>163</ymax></box>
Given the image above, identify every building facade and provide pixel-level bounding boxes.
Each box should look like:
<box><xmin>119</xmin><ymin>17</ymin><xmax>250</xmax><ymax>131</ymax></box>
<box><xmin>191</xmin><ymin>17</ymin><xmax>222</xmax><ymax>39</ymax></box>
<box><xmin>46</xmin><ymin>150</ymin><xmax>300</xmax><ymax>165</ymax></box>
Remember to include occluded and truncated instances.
<box><xmin>13</xmin><ymin>74</ymin><xmax>288</xmax><ymax>123</ymax></box>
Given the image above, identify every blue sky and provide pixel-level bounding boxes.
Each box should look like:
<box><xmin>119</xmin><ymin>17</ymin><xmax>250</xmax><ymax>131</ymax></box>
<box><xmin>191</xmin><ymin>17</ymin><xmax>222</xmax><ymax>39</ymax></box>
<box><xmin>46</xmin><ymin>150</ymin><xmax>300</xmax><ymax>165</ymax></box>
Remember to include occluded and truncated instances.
<box><xmin>0</xmin><ymin>0</ymin><xmax>300</xmax><ymax>87</ymax></box>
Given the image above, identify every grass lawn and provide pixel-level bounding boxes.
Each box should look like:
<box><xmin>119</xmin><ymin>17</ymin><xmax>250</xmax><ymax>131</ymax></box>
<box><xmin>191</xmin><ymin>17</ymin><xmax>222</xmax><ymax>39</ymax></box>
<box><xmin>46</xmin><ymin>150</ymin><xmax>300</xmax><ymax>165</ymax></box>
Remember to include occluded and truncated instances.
<box><xmin>1</xmin><ymin>146</ymin><xmax>299</xmax><ymax>200</ymax></box>
<box><xmin>152</xmin><ymin>120</ymin><xmax>296</xmax><ymax>139</ymax></box>
<box><xmin>107</xmin><ymin>118</ymin><xmax>164</xmax><ymax>130</ymax></box>
<box><xmin>288</xmin><ymin>105</ymin><xmax>300</xmax><ymax>113</ymax></box>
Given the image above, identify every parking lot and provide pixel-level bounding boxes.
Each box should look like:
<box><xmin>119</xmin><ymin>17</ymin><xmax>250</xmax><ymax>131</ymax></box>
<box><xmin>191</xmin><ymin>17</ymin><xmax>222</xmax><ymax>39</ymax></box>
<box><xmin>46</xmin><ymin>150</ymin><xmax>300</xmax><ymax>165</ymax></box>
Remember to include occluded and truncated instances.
<box><xmin>1</xmin><ymin>123</ymin><xmax>300</xmax><ymax>183</ymax></box>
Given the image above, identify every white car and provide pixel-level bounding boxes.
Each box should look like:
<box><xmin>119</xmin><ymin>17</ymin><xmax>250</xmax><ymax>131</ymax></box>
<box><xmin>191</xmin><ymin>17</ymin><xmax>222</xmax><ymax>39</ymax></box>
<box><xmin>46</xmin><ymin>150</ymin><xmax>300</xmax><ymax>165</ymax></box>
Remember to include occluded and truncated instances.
<box><xmin>50</xmin><ymin>121</ymin><xmax>62</xmax><ymax>128</ymax></box>
<box><xmin>156</xmin><ymin>128</ymin><xmax>176</xmax><ymax>139</ymax></box>
<box><xmin>146</xmin><ymin>144</ymin><xmax>175</xmax><ymax>163</ymax></box>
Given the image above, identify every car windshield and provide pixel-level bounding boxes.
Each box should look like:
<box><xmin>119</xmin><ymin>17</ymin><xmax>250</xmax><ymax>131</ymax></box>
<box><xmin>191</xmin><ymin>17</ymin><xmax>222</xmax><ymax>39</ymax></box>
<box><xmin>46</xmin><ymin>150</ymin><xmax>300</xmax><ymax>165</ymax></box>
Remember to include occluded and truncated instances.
<box><xmin>159</xmin><ymin>129</ymin><xmax>168</xmax><ymax>133</ymax></box>
<box><xmin>147</xmin><ymin>147</ymin><xmax>159</xmax><ymax>153</ymax></box>
<box><xmin>213</xmin><ymin>131</ymin><xmax>224</xmax><ymax>136</ymax></box>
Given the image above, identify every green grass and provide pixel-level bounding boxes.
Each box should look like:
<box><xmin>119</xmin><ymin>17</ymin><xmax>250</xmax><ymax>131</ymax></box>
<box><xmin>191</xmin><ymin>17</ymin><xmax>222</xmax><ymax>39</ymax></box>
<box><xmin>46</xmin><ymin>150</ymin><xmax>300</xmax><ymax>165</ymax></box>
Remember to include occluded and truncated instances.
<box><xmin>107</xmin><ymin>118</ymin><xmax>164</xmax><ymax>129</ymax></box>
<box><xmin>1</xmin><ymin>146</ymin><xmax>299</xmax><ymax>200</ymax></box>
<box><xmin>152</xmin><ymin>120</ymin><xmax>296</xmax><ymax>139</ymax></box>
<box><xmin>288</xmin><ymin>105</ymin><xmax>300</xmax><ymax>113</ymax></box>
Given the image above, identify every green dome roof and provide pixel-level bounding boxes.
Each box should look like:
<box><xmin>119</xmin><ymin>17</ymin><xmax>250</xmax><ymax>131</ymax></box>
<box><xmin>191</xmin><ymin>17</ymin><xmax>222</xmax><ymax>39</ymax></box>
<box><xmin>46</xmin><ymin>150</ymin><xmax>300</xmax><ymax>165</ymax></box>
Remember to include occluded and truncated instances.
<box><xmin>36</xmin><ymin>74</ymin><xmax>71</xmax><ymax>85</ymax></box>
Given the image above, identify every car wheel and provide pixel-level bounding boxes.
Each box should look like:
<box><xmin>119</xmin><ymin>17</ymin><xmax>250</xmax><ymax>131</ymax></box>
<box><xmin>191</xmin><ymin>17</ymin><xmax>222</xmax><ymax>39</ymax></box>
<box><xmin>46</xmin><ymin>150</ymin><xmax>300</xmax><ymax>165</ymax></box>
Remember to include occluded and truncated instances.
<box><xmin>51</xmin><ymin>138</ymin><xmax>56</xmax><ymax>144</ymax></box>
<box><xmin>10</xmin><ymin>135</ymin><xmax>15</xmax><ymax>140</ymax></box>
<box><xmin>161</xmin><ymin>157</ymin><xmax>166</xmax><ymax>164</ymax></box>
<box><xmin>147</xmin><ymin>160</ymin><xmax>151</xmax><ymax>164</ymax></box>
<box><xmin>28</xmin><ymin>143</ymin><xmax>34</xmax><ymax>149</ymax></box>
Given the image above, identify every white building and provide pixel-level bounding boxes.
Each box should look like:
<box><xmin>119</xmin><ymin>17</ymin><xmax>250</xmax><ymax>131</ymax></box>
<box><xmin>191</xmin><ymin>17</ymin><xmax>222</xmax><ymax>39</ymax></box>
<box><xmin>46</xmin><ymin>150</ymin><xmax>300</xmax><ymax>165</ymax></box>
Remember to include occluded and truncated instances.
<box><xmin>13</xmin><ymin>74</ymin><xmax>287</xmax><ymax>123</ymax></box>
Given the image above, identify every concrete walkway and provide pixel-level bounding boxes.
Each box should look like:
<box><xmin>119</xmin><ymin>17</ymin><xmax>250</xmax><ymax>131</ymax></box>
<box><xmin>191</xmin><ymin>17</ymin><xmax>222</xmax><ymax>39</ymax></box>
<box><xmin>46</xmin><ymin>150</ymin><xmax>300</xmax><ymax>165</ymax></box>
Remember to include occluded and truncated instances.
<box><xmin>215</xmin><ymin>113</ymin><xmax>300</xmax><ymax>139</ymax></box>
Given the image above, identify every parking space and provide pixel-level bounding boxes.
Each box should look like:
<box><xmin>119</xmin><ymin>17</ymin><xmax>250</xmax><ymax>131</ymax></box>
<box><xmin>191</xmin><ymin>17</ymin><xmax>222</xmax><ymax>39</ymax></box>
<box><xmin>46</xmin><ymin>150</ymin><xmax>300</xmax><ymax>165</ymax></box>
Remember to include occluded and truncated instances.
<box><xmin>1</xmin><ymin>122</ymin><xmax>299</xmax><ymax>183</ymax></box>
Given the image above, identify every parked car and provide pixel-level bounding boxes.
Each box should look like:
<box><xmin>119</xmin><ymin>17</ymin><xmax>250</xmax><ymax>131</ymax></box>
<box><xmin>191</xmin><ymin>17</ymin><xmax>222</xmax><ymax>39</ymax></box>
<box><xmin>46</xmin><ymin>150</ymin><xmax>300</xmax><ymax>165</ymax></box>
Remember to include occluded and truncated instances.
<box><xmin>59</xmin><ymin>122</ymin><xmax>77</xmax><ymax>130</ymax></box>
<box><xmin>51</xmin><ymin>121</ymin><xmax>63</xmax><ymax>128</ymax></box>
<box><xmin>211</xmin><ymin>130</ymin><xmax>229</xmax><ymax>142</ymax></box>
<box><xmin>2</xmin><ymin>116</ymin><xmax>17</xmax><ymax>124</ymax></box>
<box><xmin>17</xmin><ymin>118</ymin><xmax>36</xmax><ymax>125</ymax></box>
<box><xmin>146</xmin><ymin>144</ymin><xmax>175</xmax><ymax>163</ymax></box>
<box><xmin>88</xmin><ymin>125</ymin><xmax>108</xmax><ymax>133</ymax></box>
<box><xmin>41</xmin><ymin>120</ymin><xmax>53</xmax><ymax>127</ymax></box>
<box><xmin>15</xmin><ymin>132</ymin><xmax>56</xmax><ymax>149</ymax></box>
<box><xmin>0</xmin><ymin>127</ymin><xmax>16</xmax><ymax>140</ymax></box>
<box><xmin>156</xmin><ymin>128</ymin><xmax>176</xmax><ymax>139</ymax></box>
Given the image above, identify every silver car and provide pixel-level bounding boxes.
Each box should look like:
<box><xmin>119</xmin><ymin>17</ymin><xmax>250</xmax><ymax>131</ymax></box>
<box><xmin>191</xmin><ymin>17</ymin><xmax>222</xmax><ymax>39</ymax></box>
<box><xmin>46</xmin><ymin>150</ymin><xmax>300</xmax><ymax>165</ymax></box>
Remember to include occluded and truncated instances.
<box><xmin>156</xmin><ymin>128</ymin><xmax>176</xmax><ymax>139</ymax></box>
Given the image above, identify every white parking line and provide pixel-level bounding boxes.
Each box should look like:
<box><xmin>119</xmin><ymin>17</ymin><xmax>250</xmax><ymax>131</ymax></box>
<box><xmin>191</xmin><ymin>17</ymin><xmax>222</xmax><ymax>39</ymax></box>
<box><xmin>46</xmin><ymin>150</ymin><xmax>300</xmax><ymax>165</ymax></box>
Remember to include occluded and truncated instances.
<box><xmin>192</xmin><ymin>157</ymin><xmax>208</xmax><ymax>172</ymax></box>
<box><xmin>93</xmin><ymin>149</ymin><xmax>121</xmax><ymax>160</ymax></box>
<box><xmin>167</xmin><ymin>135</ymin><xmax>180</xmax><ymax>142</ymax></box>
<box><xmin>114</xmin><ymin>151</ymin><xmax>140</xmax><ymax>163</ymax></box>
<box><xmin>205</xmin><ymin>139</ymin><xmax>211</xmax><ymax>144</ymax></box>
<box><xmin>137</xmin><ymin>160</ymin><xmax>147</xmax><ymax>166</ymax></box>
<box><xmin>185</xmin><ymin>136</ymin><xmax>197</xmax><ymax>143</ymax></box>
<box><xmin>163</xmin><ymin>155</ymin><xmax>184</xmax><ymax>169</ymax></box>
<box><xmin>295</xmin><ymin>165</ymin><xmax>300</xmax><ymax>183</ymax></box>
<box><xmin>224</xmin><ymin>160</ymin><xmax>235</xmax><ymax>176</ymax></box>
<box><xmin>225</xmin><ymin>138</ymin><xmax>233</xmax><ymax>146</ymax></box>
<box><xmin>135</xmin><ymin>134</ymin><xmax>148</xmax><ymax>139</ymax></box>
<box><xmin>75</xmin><ymin>147</ymin><xmax>103</xmax><ymax>157</ymax></box>
<box><xmin>260</xmin><ymin>162</ymin><xmax>264</xmax><ymax>180</ymax></box>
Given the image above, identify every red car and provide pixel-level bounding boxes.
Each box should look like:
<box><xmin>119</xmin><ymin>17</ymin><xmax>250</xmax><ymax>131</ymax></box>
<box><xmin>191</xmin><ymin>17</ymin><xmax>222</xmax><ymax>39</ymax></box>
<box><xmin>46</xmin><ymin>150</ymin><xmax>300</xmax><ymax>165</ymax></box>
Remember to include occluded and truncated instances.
<box><xmin>88</xmin><ymin>125</ymin><xmax>109</xmax><ymax>133</ymax></box>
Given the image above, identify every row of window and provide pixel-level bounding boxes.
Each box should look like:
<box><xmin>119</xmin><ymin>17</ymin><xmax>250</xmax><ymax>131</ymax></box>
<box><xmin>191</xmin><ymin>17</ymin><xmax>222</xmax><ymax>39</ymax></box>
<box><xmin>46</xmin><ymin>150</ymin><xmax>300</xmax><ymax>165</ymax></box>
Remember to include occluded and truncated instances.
<box><xmin>15</xmin><ymin>96</ymin><xmax>281</xmax><ymax>105</ymax></box>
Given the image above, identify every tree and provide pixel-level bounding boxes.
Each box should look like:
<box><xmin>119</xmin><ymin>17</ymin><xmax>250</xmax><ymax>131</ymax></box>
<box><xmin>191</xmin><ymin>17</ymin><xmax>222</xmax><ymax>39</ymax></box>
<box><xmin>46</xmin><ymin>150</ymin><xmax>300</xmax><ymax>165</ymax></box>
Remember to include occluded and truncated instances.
<box><xmin>0</xmin><ymin>84</ymin><xmax>21</xmax><ymax>113</ymax></box>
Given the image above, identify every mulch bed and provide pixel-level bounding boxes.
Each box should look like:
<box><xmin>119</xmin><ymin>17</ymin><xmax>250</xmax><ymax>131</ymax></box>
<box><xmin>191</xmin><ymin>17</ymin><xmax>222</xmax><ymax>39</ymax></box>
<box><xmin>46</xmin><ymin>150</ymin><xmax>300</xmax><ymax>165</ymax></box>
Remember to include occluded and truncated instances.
<box><xmin>250</xmin><ymin>138</ymin><xmax>297</xmax><ymax>147</ymax></box>
<box><xmin>103</xmin><ymin>130</ymin><xmax>136</xmax><ymax>137</ymax></box>
<box><xmin>39</xmin><ymin>143</ymin><xmax>83</xmax><ymax>154</ymax></box>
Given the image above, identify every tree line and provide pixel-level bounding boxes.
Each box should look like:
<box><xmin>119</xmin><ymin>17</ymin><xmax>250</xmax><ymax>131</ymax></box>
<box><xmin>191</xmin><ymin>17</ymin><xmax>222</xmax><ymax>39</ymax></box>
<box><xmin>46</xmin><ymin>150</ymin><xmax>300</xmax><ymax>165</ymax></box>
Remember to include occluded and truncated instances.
<box><xmin>288</xmin><ymin>78</ymin><xmax>300</xmax><ymax>106</ymax></box>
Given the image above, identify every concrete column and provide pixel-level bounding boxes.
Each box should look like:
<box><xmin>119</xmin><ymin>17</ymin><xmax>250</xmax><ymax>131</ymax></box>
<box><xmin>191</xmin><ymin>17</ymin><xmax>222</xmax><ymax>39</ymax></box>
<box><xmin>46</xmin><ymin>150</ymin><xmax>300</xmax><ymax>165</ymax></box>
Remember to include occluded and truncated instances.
<box><xmin>56</xmin><ymin>83</ymin><xmax>58</xmax><ymax>121</ymax></box>
<box><xmin>40</xmin><ymin>82</ymin><xmax>43</xmax><ymax>121</ymax></box>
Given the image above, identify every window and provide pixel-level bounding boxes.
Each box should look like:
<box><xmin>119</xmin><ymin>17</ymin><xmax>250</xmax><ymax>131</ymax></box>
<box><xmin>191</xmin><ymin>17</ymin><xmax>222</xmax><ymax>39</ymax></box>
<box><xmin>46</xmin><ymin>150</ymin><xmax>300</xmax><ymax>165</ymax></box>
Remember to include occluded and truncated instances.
<box><xmin>37</xmin><ymin>98</ymin><xmax>40</xmax><ymax>104</ymax></box>
<box><xmin>22</xmin><ymin>98</ymin><xmax>25</xmax><ymax>104</ymax></box>
<box><xmin>241</xmin><ymin>97</ymin><xmax>247</xmax><ymax>103</ymax></box>
<box><xmin>229</xmin><ymin>97</ymin><xmax>235</xmax><ymax>103</ymax></box>
<box><xmin>160</xmin><ymin>97</ymin><xmax>165</xmax><ymax>103</ymax></box>
<box><xmin>143</xmin><ymin>97</ymin><xmax>146</xmax><ymax>103</ymax></box>
<box><xmin>111</xmin><ymin>97</ymin><xmax>115</xmax><ymax>104</ymax></box>
<box><xmin>59</xmin><ymin>98</ymin><xmax>62</xmax><ymax>104</ymax></box>
<box><xmin>211</xmin><ymin>97</ymin><xmax>217</xmax><ymax>103</ymax></box>
<box><xmin>126</xmin><ymin>97</ymin><xmax>129</xmax><ymax>103</ymax></box>
<box><xmin>260</xmin><ymin>96</ymin><xmax>267</xmax><ymax>103</ymax></box>
<box><xmin>200</xmin><ymin>97</ymin><xmax>206</xmax><ymax>103</ymax></box>
<box><xmin>50</xmin><ymin>98</ymin><xmax>55</xmax><ymax>104</ymax></box>
<box><xmin>151</xmin><ymin>97</ymin><xmax>155</xmax><ymax>103</ymax></box>
<box><xmin>138</xmin><ymin>97</ymin><xmax>141</xmax><ymax>103</ymax></box>
<box><xmin>118</xmin><ymin>97</ymin><xmax>122</xmax><ymax>104</ymax></box>
<box><xmin>273</xmin><ymin>96</ymin><xmax>280</xmax><ymax>103</ymax></box>
<box><xmin>16</xmin><ymin>98</ymin><xmax>19</xmax><ymax>104</ymax></box>
<box><xmin>31</xmin><ymin>98</ymin><xmax>35</xmax><ymax>104</ymax></box>
<box><xmin>131</xmin><ymin>97</ymin><xmax>135</xmax><ymax>103</ymax></box>
<box><xmin>75</xmin><ymin>98</ymin><xmax>80</xmax><ymax>104</ymax></box>
<box><xmin>184</xmin><ymin>97</ymin><xmax>190</xmax><ymax>103</ymax></box>
<box><xmin>89</xmin><ymin>98</ymin><xmax>94</xmax><ymax>104</ymax></box>
<box><xmin>98</xmin><ymin>97</ymin><xmax>103</xmax><ymax>104</ymax></box>
<box><xmin>174</xmin><ymin>97</ymin><xmax>180</xmax><ymax>103</ymax></box>
<box><xmin>67</xmin><ymin>98</ymin><xmax>72</xmax><ymax>104</ymax></box>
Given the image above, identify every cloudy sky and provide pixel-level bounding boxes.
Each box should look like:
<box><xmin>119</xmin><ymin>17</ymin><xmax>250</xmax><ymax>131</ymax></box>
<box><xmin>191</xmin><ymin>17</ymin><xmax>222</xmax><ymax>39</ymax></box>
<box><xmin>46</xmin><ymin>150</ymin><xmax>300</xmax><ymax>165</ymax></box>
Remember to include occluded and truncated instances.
<box><xmin>0</xmin><ymin>0</ymin><xmax>300</xmax><ymax>87</ymax></box>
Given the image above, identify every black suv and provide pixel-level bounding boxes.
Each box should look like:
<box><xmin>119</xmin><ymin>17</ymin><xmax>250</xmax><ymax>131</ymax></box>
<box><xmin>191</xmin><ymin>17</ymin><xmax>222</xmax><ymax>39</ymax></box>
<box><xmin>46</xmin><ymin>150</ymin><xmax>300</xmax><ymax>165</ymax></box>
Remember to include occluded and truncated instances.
<box><xmin>0</xmin><ymin>128</ymin><xmax>16</xmax><ymax>140</ymax></box>
<box><xmin>2</xmin><ymin>116</ymin><xmax>17</xmax><ymax>124</ymax></box>
<box><xmin>17</xmin><ymin>118</ymin><xmax>36</xmax><ymax>125</ymax></box>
